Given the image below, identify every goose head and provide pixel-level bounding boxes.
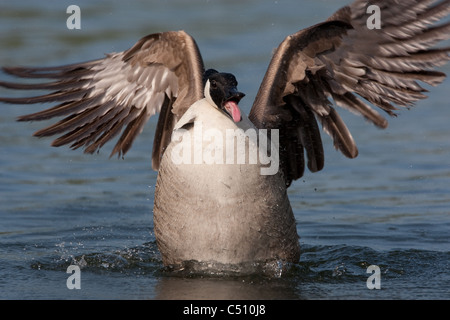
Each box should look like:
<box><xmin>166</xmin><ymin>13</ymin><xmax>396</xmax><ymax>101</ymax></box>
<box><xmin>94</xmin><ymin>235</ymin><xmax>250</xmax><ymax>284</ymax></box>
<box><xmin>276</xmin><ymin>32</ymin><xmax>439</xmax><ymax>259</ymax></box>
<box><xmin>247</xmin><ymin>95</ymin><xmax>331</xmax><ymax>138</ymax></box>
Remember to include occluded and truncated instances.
<box><xmin>203</xmin><ymin>69</ymin><xmax>245</xmax><ymax>123</ymax></box>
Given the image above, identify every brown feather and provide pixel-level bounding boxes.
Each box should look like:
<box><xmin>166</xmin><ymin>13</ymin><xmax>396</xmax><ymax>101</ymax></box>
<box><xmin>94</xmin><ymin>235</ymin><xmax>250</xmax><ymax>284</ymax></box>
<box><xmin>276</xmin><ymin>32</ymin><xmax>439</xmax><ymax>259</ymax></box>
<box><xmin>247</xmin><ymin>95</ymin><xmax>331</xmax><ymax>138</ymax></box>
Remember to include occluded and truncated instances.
<box><xmin>250</xmin><ymin>0</ymin><xmax>449</xmax><ymax>186</ymax></box>
<box><xmin>0</xmin><ymin>31</ymin><xmax>205</xmax><ymax>165</ymax></box>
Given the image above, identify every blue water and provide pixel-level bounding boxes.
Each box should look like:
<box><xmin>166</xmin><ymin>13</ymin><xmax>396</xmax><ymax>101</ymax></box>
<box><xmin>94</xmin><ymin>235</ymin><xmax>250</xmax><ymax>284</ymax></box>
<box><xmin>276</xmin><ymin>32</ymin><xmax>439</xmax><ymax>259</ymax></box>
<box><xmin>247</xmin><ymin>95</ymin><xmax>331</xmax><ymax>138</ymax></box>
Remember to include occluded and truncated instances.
<box><xmin>0</xmin><ymin>0</ymin><xmax>449</xmax><ymax>300</ymax></box>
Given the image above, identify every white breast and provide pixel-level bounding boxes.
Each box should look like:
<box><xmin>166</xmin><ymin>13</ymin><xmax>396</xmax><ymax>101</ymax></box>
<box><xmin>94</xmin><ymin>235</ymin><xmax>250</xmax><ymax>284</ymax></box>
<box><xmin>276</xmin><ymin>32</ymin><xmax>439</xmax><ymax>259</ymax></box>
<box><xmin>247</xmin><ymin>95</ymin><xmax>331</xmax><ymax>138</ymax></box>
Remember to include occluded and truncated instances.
<box><xmin>153</xmin><ymin>98</ymin><xmax>300</xmax><ymax>269</ymax></box>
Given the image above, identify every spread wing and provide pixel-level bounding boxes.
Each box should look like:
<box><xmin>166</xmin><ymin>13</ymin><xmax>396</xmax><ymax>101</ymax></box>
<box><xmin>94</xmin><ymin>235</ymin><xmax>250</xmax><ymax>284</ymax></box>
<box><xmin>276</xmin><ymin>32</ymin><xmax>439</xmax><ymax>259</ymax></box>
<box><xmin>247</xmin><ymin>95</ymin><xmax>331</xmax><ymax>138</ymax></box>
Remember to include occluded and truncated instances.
<box><xmin>249</xmin><ymin>0</ymin><xmax>450</xmax><ymax>186</ymax></box>
<box><xmin>0</xmin><ymin>30</ymin><xmax>205</xmax><ymax>170</ymax></box>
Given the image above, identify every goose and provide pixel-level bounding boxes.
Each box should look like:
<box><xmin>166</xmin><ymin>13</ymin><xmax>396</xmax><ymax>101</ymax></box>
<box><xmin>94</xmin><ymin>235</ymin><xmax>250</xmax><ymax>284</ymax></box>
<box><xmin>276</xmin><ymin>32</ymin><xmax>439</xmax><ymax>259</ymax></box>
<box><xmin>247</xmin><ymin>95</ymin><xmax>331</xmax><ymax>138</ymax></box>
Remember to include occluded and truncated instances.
<box><xmin>1</xmin><ymin>0</ymin><xmax>450</xmax><ymax>272</ymax></box>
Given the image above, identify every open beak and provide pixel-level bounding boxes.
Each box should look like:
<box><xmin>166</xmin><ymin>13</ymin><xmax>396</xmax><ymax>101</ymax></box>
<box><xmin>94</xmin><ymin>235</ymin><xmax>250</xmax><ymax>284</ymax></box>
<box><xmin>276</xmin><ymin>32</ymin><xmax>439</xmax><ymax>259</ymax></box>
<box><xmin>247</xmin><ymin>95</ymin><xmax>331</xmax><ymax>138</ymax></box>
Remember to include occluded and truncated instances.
<box><xmin>222</xmin><ymin>88</ymin><xmax>245</xmax><ymax>123</ymax></box>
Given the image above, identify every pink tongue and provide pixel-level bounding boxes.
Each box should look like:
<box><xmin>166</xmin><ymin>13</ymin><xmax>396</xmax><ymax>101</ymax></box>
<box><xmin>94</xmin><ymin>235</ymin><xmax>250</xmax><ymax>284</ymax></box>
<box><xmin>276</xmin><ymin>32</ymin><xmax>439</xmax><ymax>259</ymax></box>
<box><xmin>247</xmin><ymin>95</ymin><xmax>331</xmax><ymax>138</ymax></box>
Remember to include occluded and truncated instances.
<box><xmin>224</xmin><ymin>101</ymin><xmax>242</xmax><ymax>122</ymax></box>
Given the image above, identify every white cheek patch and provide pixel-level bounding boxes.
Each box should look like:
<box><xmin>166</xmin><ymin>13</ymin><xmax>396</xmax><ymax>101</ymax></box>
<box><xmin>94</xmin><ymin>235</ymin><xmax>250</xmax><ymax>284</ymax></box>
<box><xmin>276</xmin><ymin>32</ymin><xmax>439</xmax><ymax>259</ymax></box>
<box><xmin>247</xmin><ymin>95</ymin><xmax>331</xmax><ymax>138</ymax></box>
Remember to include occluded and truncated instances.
<box><xmin>204</xmin><ymin>80</ymin><xmax>218</xmax><ymax>109</ymax></box>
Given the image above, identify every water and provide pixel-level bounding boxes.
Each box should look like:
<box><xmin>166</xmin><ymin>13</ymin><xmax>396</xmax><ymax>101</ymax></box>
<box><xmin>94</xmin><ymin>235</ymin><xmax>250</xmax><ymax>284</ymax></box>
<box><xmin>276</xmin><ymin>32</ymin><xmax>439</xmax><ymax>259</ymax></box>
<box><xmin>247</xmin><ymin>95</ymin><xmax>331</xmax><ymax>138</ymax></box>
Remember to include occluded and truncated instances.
<box><xmin>1</xmin><ymin>0</ymin><xmax>449</xmax><ymax>300</ymax></box>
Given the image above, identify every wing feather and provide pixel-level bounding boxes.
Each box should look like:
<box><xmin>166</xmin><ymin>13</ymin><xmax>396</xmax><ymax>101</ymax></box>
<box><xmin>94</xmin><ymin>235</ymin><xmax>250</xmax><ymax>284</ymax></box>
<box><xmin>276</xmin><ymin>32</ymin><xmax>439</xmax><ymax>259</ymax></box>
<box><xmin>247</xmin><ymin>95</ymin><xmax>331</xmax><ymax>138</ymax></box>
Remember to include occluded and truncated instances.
<box><xmin>0</xmin><ymin>31</ymin><xmax>205</xmax><ymax>169</ymax></box>
<box><xmin>250</xmin><ymin>0</ymin><xmax>450</xmax><ymax>186</ymax></box>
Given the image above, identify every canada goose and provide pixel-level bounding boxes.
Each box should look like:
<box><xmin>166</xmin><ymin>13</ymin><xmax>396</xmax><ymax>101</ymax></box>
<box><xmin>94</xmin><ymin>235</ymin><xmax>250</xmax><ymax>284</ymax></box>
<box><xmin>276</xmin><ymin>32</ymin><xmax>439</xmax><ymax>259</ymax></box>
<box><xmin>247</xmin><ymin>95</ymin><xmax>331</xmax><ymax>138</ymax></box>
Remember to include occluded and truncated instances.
<box><xmin>1</xmin><ymin>0</ymin><xmax>449</xmax><ymax>272</ymax></box>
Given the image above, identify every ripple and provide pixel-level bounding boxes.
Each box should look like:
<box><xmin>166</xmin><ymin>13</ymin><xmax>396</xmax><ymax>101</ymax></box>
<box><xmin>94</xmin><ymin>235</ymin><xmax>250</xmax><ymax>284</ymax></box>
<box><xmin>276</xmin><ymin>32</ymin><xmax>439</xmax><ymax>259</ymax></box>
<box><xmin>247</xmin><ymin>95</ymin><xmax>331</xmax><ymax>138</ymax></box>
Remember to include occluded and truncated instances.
<box><xmin>31</xmin><ymin>241</ymin><xmax>163</xmax><ymax>275</ymax></box>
